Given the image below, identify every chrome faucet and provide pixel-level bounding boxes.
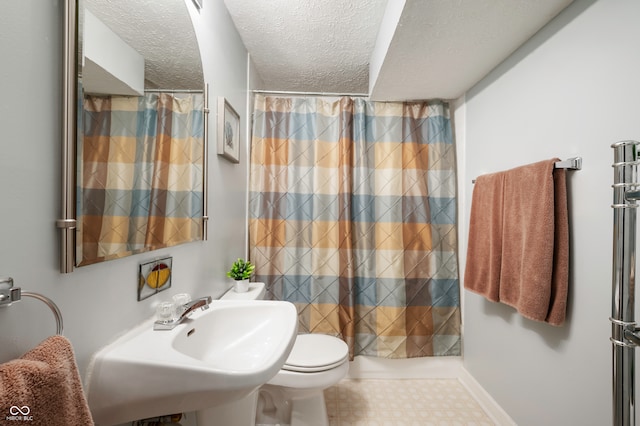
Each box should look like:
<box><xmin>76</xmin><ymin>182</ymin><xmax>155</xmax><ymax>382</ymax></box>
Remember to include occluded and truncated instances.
<box><xmin>153</xmin><ymin>296</ymin><xmax>212</xmax><ymax>330</ymax></box>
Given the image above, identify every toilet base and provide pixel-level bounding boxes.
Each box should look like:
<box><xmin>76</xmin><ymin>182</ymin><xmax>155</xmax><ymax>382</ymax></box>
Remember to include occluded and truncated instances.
<box><xmin>256</xmin><ymin>386</ymin><xmax>330</xmax><ymax>426</ymax></box>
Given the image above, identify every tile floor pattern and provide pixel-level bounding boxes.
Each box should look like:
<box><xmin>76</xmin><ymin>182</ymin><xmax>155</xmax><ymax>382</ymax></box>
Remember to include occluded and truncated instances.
<box><xmin>324</xmin><ymin>379</ymin><xmax>495</xmax><ymax>426</ymax></box>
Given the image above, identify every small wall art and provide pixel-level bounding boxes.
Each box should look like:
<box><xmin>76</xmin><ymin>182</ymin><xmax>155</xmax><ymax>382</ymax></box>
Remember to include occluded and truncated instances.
<box><xmin>217</xmin><ymin>97</ymin><xmax>241</xmax><ymax>163</ymax></box>
<box><xmin>138</xmin><ymin>256</ymin><xmax>173</xmax><ymax>301</ymax></box>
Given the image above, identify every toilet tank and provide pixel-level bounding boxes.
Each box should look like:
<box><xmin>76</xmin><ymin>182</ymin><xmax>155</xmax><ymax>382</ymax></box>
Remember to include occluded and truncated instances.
<box><xmin>220</xmin><ymin>282</ymin><xmax>266</xmax><ymax>301</ymax></box>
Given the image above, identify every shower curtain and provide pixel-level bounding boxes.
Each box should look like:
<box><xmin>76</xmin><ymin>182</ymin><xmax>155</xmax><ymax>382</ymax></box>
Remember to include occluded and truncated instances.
<box><xmin>79</xmin><ymin>92</ymin><xmax>204</xmax><ymax>265</ymax></box>
<box><xmin>249</xmin><ymin>95</ymin><xmax>461</xmax><ymax>358</ymax></box>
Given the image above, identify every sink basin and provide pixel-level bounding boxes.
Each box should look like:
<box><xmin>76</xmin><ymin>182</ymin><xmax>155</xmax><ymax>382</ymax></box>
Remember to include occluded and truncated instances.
<box><xmin>86</xmin><ymin>299</ymin><xmax>298</xmax><ymax>425</ymax></box>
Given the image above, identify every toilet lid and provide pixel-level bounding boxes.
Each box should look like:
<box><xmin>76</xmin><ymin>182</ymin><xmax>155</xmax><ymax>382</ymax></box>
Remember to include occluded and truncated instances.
<box><xmin>282</xmin><ymin>334</ymin><xmax>349</xmax><ymax>373</ymax></box>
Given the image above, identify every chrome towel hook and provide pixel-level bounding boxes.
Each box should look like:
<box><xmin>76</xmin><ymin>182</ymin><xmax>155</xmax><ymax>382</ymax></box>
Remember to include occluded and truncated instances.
<box><xmin>0</xmin><ymin>277</ymin><xmax>64</xmax><ymax>335</ymax></box>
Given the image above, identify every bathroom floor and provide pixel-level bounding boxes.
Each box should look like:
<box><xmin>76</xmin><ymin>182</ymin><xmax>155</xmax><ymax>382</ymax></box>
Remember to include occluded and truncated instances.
<box><xmin>324</xmin><ymin>379</ymin><xmax>495</xmax><ymax>426</ymax></box>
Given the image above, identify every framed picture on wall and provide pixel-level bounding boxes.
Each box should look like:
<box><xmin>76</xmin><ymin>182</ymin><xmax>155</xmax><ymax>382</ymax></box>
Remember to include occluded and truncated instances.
<box><xmin>138</xmin><ymin>256</ymin><xmax>173</xmax><ymax>301</ymax></box>
<box><xmin>217</xmin><ymin>97</ymin><xmax>240</xmax><ymax>163</ymax></box>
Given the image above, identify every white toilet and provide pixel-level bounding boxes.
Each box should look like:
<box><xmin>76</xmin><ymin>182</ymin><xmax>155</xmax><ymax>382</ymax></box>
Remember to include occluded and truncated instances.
<box><xmin>221</xmin><ymin>282</ymin><xmax>349</xmax><ymax>426</ymax></box>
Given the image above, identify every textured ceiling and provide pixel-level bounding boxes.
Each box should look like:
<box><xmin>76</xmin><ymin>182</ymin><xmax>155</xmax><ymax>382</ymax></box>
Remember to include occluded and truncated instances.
<box><xmin>84</xmin><ymin>0</ymin><xmax>203</xmax><ymax>90</ymax></box>
<box><xmin>223</xmin><ymin>0</ymin><xmax>388</xmax><ymax>94</ymax></box>
<box><xmin>224</xmin><ymin>0</ymin><xmax>574</xmax><ymax>100</ymax></box>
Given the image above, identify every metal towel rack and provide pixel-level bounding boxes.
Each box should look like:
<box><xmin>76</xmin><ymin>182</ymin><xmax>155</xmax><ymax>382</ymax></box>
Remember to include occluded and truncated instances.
<box><xmin>553</xmin><ymin>157</ymin><xmax>583</xmax><ymax>170</ymax></box>
<box><xmin>611</xmin><ymin>141</ymin><xmax>640</xmax><ymax>426</ymax></box>
<box><xmin>0</xmin><ymin>277</ymin><xmax>63</xmax><ymax>335</ymax></box>
<box><xmin>471</xmin><ymin>156</ymin><xmax>582</xmax><ymax>183</ymax></box>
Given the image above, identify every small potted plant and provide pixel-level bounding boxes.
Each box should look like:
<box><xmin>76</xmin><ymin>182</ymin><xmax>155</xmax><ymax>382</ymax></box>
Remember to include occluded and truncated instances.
<box><xmin>227</xmin><ymin>258</ymin><xmax>255</xmax><ymax>293</ymax></box>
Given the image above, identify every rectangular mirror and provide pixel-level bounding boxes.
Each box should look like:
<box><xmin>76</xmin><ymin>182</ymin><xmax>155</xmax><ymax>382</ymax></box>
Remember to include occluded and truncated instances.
<box><xmin>59</xmin><ymin>0</ymin><xmax>208</xmax><ymax>271</ymax></box>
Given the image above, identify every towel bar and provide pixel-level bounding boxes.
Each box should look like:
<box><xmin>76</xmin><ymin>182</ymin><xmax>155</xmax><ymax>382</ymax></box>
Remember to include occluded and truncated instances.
<box><xmin>554</xmin><ymin>157</ymin><xmax>582</xmax><ymax>170</ymax></box>
<box><xmin>471</xmin><ymin>157</ymin><xmax>582</xmax><ymax>183</ymax></box>
<box><xmin>0</xmin><ymin>277</ymin><xmax>64</xmax><ymax>335</ymax></box>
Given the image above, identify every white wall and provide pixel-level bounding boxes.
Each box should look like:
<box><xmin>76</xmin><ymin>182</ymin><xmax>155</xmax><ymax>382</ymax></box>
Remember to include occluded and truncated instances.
<box><xmin>83</xmin><ymin>9</ymin><xmax>145</xmax><ymax>96</ymax></box>
<box><xmin>0</xmin><ymin>0</ymin><xmax>249</xmax><ymax>391</ymax></box>
<box><xmin>461</xmin><ymin>1</ymin><xmax>640</xmax><ymax>424</ymax></box>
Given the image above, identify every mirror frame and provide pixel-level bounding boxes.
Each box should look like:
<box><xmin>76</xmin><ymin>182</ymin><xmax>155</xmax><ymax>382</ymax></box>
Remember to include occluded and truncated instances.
<box><xmin>57</xmin><ymin>0</ymin><xmax>209</xmax><ymax>273</ymax></box>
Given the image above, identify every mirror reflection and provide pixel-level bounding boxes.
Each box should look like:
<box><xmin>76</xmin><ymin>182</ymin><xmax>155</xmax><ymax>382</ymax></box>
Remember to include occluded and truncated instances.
<box><xmin>76</xmin><ymin>0</ymin><xmax>206</xmax><ymax>267</ymax></box>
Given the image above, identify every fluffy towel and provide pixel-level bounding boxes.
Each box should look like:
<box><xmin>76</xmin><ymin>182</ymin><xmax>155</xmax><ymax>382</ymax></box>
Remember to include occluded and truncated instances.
<box><xmin>464</xmin><ymin>171</ymin><xmax>505</xmax><ymax>303</ymax></box>
<box><xmin>0</xmin><ymin>335</ymin><xmax>94</xmax><ymax>426</ymax></box>
<box><xmin>465</xmin><ymin>159</ymin><xmax>569</xmax><ymax>326</ymax></box>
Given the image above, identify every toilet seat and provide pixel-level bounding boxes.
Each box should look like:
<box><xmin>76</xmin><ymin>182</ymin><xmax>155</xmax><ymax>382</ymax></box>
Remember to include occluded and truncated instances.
<box><xmin>282</xmin><ymin>334</ymin><xmax>349</xmax><ymax>373</ymax></box>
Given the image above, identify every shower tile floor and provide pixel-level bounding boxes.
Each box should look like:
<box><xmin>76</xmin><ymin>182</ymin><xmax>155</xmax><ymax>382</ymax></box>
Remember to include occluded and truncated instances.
<box><xmin>324</xmin><ymin>379</ymin><xmax>495</xmax><ymax>426</ymax></box>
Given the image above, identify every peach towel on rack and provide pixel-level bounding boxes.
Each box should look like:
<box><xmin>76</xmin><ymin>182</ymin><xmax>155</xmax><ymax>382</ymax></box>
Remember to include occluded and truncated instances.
<box><xmin>464</xmin><ymin>171</ymin><xmax>505</xmax><ymax>303</ymax></box>
<box><xmin>464</xmin><ymin>158</ymin><xmax>569</xmax><ymax>326</ymax></box>
<box><xmin>0</xmin><ymin>335</ymin><xmax>94</xmax><ymax>426</ymax></box>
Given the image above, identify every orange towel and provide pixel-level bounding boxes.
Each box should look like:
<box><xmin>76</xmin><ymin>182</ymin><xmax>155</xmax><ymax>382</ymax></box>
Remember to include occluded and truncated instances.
<box><xmin>464</xmin><ymin>171</ymin><xmax>505</xmax><ymax>303</ymax></box>
<box><xmin>465</xmin><ymin>159</ymin><xmax>569</xmax><ymax>326</ymax></box>
<box><xmin>0</xmin><ymin>335</ymin><xmax>94</xmax><ymax>426</ymax></box>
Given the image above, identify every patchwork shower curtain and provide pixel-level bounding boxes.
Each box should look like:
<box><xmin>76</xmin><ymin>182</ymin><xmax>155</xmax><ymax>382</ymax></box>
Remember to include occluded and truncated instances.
<box><xmin>79</xmin><ymin>93</ymin><xmax>204</xmax><ymax>265</ymax></box>
<box><xmin>249</xmin><ymin>95</ymin><xmax>460</xmax><ymax>358</ymax></box>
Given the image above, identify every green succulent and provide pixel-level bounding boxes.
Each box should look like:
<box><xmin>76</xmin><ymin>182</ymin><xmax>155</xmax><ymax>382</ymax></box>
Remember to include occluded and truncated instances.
<box><xmin>227</xmin><ymin>258</ymin><xmax>255</xmax><ymax>280</ymax></box>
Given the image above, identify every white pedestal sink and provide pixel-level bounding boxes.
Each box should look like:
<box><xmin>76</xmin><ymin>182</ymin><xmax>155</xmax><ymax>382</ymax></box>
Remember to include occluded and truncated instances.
<box><xmin>85</xmin><ymin>299</ymin><xmax>298</xmax><ymax>425</ymax></box>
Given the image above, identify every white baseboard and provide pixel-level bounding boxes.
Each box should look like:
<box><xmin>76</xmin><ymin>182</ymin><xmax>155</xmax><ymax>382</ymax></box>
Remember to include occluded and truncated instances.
<box><xmin>458</xmin><ymin>367</ymin><xmax>516</xmax><ymax>426</ymax></box>
<box><xmin>347</xmin><ymin>356</ymin><xmax>462</xmax><ymax>379</ymax></box>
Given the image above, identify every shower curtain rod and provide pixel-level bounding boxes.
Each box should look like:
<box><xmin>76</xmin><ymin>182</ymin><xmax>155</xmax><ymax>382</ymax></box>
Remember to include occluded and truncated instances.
<box><xmin>252</xmin><ymin>89</ymin><xmax>369</xmax><ymax>98</ymax></box>
<box><xmin>144</xmin><ymin>89</ymin><xmax>204</xmax><ymax>93</ymax></box>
